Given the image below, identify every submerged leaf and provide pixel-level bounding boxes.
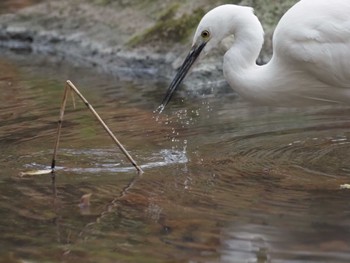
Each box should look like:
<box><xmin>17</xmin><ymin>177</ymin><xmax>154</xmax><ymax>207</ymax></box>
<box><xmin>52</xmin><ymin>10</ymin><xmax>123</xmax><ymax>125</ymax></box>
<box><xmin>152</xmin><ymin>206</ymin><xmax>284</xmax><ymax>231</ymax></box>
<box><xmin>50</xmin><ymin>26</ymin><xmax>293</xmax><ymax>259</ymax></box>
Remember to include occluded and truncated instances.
<box><xmin>79</xmin><ymin>193</ymin><xmax>92</xmax><ymax>208</ymax></box>
<box><xmin>19</xmin><ymin>169</ymin><xmax>52</xmax><ymax>177</ymax></box>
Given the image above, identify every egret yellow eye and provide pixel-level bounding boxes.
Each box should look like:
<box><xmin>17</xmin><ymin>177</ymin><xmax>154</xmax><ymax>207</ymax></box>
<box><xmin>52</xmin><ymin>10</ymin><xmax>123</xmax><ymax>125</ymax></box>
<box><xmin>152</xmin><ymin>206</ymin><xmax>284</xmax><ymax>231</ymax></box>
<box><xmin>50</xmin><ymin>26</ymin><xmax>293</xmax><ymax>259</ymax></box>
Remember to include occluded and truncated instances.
<box><xmin>201</xmin><ymin>30</ymin><xmax>210</xmax><ymax>39</ymax></box>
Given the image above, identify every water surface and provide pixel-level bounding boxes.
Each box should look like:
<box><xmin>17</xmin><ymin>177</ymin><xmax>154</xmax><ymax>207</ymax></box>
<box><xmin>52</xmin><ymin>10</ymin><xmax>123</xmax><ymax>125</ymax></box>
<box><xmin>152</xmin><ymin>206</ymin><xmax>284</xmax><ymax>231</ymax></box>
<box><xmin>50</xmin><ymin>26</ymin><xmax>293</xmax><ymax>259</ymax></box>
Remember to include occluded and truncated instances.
<box><xmin>1</xmin><ymin>48</ymin><xmax>350</xmax><ymax>263</ymax></box>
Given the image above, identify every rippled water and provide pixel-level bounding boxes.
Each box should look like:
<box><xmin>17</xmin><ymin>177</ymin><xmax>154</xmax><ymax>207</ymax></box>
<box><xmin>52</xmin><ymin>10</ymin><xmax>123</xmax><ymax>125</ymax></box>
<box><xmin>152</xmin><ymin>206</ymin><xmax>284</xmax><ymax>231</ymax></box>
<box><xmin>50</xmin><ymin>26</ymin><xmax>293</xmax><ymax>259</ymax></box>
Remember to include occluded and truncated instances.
<box><xmin>1</xmin><ymin>47</ymin><xmax>350</xmax><ymax>263</ymax></box>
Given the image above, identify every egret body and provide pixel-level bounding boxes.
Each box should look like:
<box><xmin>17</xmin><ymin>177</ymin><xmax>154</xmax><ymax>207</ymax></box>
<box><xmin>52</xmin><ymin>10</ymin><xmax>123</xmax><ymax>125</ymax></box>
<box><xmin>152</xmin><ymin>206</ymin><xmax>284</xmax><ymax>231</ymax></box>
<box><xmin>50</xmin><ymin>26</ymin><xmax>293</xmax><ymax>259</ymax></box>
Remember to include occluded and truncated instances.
<box><xmin>159</xmin><ymin>0</ymin><xmax>350</xmax><ymax>111</ymax></box>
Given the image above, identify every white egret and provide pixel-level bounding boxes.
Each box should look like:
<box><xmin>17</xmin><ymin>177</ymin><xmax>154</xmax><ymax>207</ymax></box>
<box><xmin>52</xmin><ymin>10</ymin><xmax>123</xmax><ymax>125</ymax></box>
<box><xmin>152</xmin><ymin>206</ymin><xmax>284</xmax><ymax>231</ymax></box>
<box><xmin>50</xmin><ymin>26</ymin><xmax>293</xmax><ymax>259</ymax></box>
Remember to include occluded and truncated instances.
<box><xmin>158</xmin><ymin>0</ymin><xmax>350</xmax><ymax>111</ymax></box>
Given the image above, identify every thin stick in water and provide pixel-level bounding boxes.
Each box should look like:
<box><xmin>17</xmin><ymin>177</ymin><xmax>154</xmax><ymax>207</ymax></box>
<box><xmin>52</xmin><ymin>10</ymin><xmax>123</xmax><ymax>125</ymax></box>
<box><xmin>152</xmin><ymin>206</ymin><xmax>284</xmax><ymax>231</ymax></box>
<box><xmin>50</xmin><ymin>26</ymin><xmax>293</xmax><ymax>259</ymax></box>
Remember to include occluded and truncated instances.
<box><xmin>51</xmin><ymin>83</ymin><xmax>70</xmax><ymax>172</ymax></box>
<box><xmin>51</xmin><ymin>80</ymin><xmax>143</xmax><ymax>174</ymax></box>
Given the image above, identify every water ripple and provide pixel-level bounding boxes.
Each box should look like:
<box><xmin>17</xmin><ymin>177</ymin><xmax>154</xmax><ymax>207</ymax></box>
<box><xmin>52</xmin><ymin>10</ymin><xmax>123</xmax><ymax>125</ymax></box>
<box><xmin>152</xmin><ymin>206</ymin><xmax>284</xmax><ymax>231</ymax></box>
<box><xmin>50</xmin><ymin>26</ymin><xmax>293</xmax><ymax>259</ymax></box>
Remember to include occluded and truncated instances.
<box><xmin>23</xmin><ymin>147</ymin><xmax>188</xmax><ymax>174</ymax></box>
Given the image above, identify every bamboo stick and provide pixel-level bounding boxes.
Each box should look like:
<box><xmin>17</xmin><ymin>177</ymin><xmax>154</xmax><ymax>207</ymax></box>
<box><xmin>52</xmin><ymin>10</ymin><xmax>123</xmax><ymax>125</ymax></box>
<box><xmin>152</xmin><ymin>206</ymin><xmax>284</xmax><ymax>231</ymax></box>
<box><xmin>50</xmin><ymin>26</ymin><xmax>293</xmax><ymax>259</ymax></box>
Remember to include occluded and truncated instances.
<box><xmin>51</xmin><ymin>80</ymin><xmax>143</xmax><ymax>174</ymax></box>
<box><xmin>51</xmin><ymin>83</ymin><xmax>70</xmax><ymax>172</ymax></box>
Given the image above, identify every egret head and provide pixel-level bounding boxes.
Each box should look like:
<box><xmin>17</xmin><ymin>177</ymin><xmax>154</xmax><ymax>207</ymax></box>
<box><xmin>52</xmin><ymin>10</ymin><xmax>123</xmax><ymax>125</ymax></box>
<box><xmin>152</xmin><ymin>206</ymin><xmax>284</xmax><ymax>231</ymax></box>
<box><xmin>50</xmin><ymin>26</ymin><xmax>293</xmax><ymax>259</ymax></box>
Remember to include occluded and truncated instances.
<box><xmin>158</xmin><ymin>5</ymin><xmax>250</xmax><ymax>111</ymax></box>
<box><xmin>192</xmin><ymin>5</ymin><xmax>239</xmax><ymax>56</ymax></box>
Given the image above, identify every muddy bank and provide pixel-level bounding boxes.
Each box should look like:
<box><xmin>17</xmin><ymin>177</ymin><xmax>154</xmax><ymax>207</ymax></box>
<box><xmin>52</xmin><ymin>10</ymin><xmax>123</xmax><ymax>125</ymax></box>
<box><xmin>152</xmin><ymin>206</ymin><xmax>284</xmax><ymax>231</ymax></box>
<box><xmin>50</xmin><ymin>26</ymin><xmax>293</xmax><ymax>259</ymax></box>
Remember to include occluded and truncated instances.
<box><xmin>0</xmin><ymin>0</ymin><xmax>298</xmax><ymax>91</ymax></box>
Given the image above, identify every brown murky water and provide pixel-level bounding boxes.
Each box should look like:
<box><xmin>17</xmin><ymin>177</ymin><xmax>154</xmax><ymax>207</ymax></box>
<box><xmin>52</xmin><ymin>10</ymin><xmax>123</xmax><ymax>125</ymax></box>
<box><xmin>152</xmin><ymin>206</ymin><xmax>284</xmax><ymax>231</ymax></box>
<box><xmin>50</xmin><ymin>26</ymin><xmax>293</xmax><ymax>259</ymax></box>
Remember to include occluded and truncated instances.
<box><xmin>1</xmin><ymin>41</ymin><xmax>350</xmax><ymax>263</ymax></box>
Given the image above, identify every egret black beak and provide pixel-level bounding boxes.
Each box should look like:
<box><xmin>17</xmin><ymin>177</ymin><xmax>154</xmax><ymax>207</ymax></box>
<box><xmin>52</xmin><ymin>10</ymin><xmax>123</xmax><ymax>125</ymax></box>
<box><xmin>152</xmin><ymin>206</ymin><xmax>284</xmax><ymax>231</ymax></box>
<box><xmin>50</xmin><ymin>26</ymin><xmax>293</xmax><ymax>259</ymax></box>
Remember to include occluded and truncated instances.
<box><xmin>157</xmin><ymin>42</ymin><xmax>207</xmax><ymax>113</ymax></box>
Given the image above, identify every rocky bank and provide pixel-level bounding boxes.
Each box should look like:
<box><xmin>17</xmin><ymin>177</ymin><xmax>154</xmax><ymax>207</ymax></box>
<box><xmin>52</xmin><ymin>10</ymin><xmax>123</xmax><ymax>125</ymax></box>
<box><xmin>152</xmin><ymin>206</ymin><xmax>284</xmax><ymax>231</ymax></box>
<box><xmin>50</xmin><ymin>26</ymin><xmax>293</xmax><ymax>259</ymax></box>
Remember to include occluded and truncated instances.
<box><xmin>0</xmin><ymin>0</ymin><xmax>298</xmax><ymax>90</ymax></box>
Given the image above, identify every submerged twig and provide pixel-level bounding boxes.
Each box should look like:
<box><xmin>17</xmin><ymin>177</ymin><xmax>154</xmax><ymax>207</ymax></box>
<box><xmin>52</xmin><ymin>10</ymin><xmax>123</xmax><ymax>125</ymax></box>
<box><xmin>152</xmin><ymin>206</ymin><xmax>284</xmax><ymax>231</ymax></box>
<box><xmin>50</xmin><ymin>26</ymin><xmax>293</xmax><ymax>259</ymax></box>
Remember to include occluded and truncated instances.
<box><xmin>51</xmin><ymin>83</ymin><xmax>70</xmax><ymax>171</ymax></box>
<box><xmin>19</xmin><ymin>169</ymin><xmax>53</xmax><ymax>177</ymax></box>
<box><xmin>51</xmin><ymin>80</ymin><xmax>143</xmax><ymax>174</ymax></box>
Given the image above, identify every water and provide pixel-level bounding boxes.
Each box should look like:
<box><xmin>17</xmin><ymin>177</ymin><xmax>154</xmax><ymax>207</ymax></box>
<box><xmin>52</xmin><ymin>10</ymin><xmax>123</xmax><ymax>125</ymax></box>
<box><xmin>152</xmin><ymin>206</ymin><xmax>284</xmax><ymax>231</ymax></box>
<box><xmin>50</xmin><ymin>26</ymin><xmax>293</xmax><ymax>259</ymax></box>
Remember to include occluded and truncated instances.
<box><xmin>1</xmin><ymin>46</ymin><xmax>350</xmax><ymax>263</ymax></box>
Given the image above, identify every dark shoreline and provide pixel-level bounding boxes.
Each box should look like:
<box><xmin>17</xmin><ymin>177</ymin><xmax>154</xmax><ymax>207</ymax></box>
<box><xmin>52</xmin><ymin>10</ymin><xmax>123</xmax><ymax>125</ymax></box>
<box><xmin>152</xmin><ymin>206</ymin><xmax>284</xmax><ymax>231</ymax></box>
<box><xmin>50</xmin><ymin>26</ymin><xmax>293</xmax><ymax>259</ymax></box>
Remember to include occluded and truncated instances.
<box><xmin>0</xmin><ymin>0</ymin><xmax>297</xmax><ymax>93</ymax></box>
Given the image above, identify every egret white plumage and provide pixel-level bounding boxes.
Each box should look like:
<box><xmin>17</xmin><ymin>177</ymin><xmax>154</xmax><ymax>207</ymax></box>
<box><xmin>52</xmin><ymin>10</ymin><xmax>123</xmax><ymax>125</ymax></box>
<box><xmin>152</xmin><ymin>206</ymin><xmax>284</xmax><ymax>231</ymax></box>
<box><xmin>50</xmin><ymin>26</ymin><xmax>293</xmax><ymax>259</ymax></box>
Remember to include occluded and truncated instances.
<box><xmin>158</xmin><ymin>0</ymin><xmax>350</xmax><ymax>112</ymax></box>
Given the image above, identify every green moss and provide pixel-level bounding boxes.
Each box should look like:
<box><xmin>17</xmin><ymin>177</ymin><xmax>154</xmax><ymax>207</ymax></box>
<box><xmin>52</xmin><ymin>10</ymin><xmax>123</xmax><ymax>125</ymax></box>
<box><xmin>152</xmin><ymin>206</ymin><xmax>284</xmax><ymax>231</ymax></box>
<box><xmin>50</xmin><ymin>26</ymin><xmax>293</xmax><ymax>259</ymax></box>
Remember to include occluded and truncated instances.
<box><xmin>88</xmin><ymin>0</ymin><xmax>112</xmax><ymax>5</ymax></box>
<box><xmin>157</xmin><ymin>2</ymin><xmax>180</xmax><ymax>22</ymax></box>
<box><xmin>128</xmin><ymin>6</ymin><xmax>205</xmax><ymax>47</ymax></box>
